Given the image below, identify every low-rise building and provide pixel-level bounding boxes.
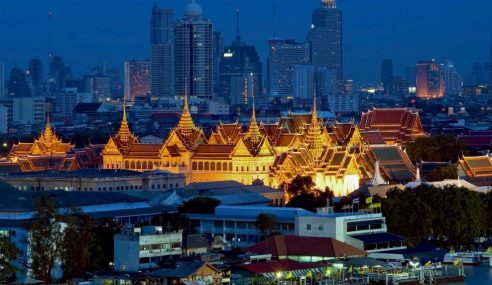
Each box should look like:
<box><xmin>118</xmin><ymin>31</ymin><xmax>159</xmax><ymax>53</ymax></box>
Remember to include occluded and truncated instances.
<box><xmin>2</xmin><ymin>169</ymin><xmax>185</xmax><ymax>192</ymax></box>
<box><xmin>186</xmin><ymin>205</ymin><xmax>404</xmax><ymax>253</ymax></box>
<box><xmin>114</xmin><ymin>225</ymin><xmax>182</xmax><ymax>272</ymax></box>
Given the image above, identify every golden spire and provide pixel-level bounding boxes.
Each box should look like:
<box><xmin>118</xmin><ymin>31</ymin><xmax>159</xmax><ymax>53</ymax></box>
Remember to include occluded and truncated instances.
<box><xmin>306</xmin><ymin>87</ymin><xmax>323</xmax><ymax>161</ymax></box>
<box><xmin>42</xmin><ymin>112</ymin><xmax>55</xmax><ymax>147</ymax></box>
<box><xmin>248</xmin><ymin>94</ymin><xmax>261</xmax><ymax>146</ymax></box>
<box><xmin>177</xmin><ymin>80</ymin><xmax>197</xmax><ymax>138</ymax></box>
<box><xmin>116</xmin><ymin>101</ymin><xmax>134</xmax><ymax>144</ymax></box>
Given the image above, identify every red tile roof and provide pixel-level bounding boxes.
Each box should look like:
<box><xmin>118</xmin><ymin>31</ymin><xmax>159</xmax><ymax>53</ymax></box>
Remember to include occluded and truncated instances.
<box><xmin>237</xmin><ymin>259</ymin><xmax>326</xmax><ymax>274</ymax></box>
<box><xmin>248</xmin><ymin>235</ymin><xmax>366</xmax><ymax>258</ymax></box>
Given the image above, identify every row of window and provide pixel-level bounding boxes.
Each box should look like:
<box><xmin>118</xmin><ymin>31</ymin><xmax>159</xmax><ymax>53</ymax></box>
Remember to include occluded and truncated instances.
<box><xmin>139</xmin><ymin>242</ymin><xmax>181</xmax><ymax>251</ymax></box>
<box><xmin>191</xmin><ymin>161</ymin><xmax>268</xmax><ymax>172</ymax></box>
<box><xmin>27</xmin><ymin>183</ymin><xmax>180</xmax><ymax>192</ymax></box>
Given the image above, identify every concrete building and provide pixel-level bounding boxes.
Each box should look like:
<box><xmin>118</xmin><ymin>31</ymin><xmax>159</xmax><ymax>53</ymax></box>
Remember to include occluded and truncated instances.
<box><xmin>186</xmin><ymin>205</ymin><xmax>404</xmax><ymax>253</ymax></box>
<box><xmin>293</xmin><ymin>65</ymin><xmax>315</xmax><ymax>105</ymax></box>
<box><xmin>124</xmin><ymin>61</ymin><xmax>151</xmax><ymax>101</ymax></box>
<box><xmin>114</xmin><ymin>225</ymin><xmax>182</xmax><ymax>272</ymax></box>
<box><xmin>328</xmin><ymin>80</ymin><xmax>358</xmax><ymax>113</ymax></box>
<box><xmin>380</xmin><ymin>59</ymin><xmax>394</xmax><ymax>90</ymax></box>
<box><xmin>0</xmin><ymin>104</ymin><xmax>7</xmax><ymax>134</ymax></box>
<box><xmin>27</xmin><ymin>58</ymin><xmax>44</xmax><ymax>95</ymax></box>
<box><xmin>268</xmin><ymin>39</ymin><xmax>310</xmax><ymax>100</ymax></box>
<box><xmin>442</xmin><ymin>61</ymin><xmax>463</xmax><ymax>96</ymax></box>
<box><xmin>12</xmin><ymin>96</ymin><xmax>45</xmax><ymax>125</ymax></box>
<box><xmin>151</xmin><ymin>4</ymin><xmax>174</xmax><ymax>99</ymax></box>
<box><xmin>2</xmin><ymin>169</ymin><xmax>185</xmax><ymax>192</ymax></box>
<box><xmin>307</xmin><ymin>0</ymin><xmax>343</xmax><ymax>80</ymax></box>
<box><xmin>416</xmin><ymin>60</ymin><xmax>445</xmax><ymax>99</ymax></box>
<box><xmin>86</xmin><ymin>76</ymin><xmax>111</xmax><ymax>102</ymax></box>
<box><xmin>0</xmin><ymin>62</ymin><xmax>5</xmax><ymax>99</ymax></box>
<box><xmin>175</xmin><ymin>1</ymin><xmax>214</xmax><ymax>100</ymax></box>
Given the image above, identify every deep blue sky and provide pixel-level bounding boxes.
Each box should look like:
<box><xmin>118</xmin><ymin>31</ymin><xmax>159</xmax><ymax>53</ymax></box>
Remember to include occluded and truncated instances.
<box><xmin>1</xmin><ymin>0</ymin><xmax>491</xmax><ymax>83</ymax></box>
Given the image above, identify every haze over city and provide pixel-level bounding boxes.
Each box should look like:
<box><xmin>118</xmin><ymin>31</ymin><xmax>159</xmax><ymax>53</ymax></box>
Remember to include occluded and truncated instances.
<box><xmin>1</xmin><ymin>0</ymin><xmax>491</xmax><ymax>82</ymax></box>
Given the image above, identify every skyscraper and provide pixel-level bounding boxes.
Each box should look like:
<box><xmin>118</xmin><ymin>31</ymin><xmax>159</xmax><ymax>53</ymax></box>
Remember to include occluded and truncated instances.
<box><xmin>0</xmin><ymin>63</ymin><xmax>4</xmax><ymax>99</ymax></box>
<box><xmin>380</xmin><ymin>59</ymin><xmax>394</xmax><ymax>89</ymax></box>
<box><xmin>27</xmin><ymin>58</ymin><xmax>44</xmax><ymax>95</ymax></box>
<box><xmin>220</xmin><ymin>11</ymin><xmax>262</xmax><ymax>107</ymax></box>
<box><xmin>306</xmin><ymin>0</ymin><xmax>343</xmax><ymax>80</ymax></box>
<box><xmin>490</xmin><ymin>40</ymin><xmax>492</xmax><ymax>85</ymax></box>
<box><xmin>268</xmin><ymin>39</ymin><xmax>310</xmax><ymax>100</ymax></box>
<box><xmin>8</xmin><ymin>67</ymin><xmax>31</xmax><ymax>97</ymax></box>
<box><xmin>124</xmin><ymin>61</ymin><xmax>151</xmax><ymax>101</ymax></box>
<box><xmin>150</xmin><ymin>5</ymin><xmax>174</xmax><ymax>99</ymax></box>
<box><xmin>174</xmin><ymin>1</ymin><xmax>214</xmax><ymax>100</ymax></box>
<box><xmin>416</xmin><ymin>60</ymin><xmax>445</xmax><ymax>99</ymax></box>
<box><xmin>213</xmin><ymin>31</ymin><xmax>224</xmax><ymax>95</ymax></box>
<box><xmin>442</xmin><ymin>61</ymin><xmax>463</xmax><ymax>96</ymax></box>
<box><xmin>48</xmin><ymin>56</ymin><xmax>68</xmax><ymax>99</ymax></box>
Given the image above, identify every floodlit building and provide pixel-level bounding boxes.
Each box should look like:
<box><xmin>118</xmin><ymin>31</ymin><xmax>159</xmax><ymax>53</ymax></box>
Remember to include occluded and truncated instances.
<box><xmin>416</xmin><ymin>60</ymin><xmax>445</xmax><ymax>99</ymax></box>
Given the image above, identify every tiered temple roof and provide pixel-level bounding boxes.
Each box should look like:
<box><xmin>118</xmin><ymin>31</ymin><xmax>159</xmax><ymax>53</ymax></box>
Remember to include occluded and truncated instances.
<box><xmin>359</xmin><ymin>108</ymin><xmax>425</xmax><ymax>144</ymax></box>
<box><xmin>458</xmin><ymin>155</ymin><xmax>492</xmax><ymax>186</ymax></box>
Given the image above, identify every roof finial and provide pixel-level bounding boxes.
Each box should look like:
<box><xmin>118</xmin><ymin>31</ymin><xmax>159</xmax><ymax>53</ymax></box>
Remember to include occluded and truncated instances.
<box><xmin>248</xmin><ymin>74</ymin><xmax>261</xmax><ymax>147</ymax></box>
<box><xmin>415</xmin><ymin>164</ymin><xmax>421</xmax><ymax>183</ymax></box>
<box><xmin>177</xmin><ymin>78</ymin><xmax>197</xmax><ymax>137</ymax></box>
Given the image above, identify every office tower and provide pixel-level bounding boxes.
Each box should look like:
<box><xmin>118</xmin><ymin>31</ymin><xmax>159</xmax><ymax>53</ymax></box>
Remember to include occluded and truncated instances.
<box><xmin>306</xmin><ymin>0</ymin><xmax>342</xmax><ymax>80</ymax></box>
<box><xmin>8</xmin><ymin>68</ymin><xmax>31</xmax><ymax>97</ymax></box>
<box><xmin>124</xmin><ymin>61</ymin><xmax>151</xmax><ymax>101</ymax></box>
<box><xmin>330</xmin><ymin>80</ymin><xmax>358</xmax><ymax>113</ymax></box>
<box><xmin>175</xmin><ymin>1</ymin><xmax>214</xmax><ymax>100</ymax></box>
<box><xmin>48</xmin><ymin>56</ymin><xmax>68</xmax><ymax>99</ymax></box>
<box><xmin>150</xmin><ymin>4</ymin><xmax>174</xmax><ymax>99</ymax></box>
<box><xmin>86</xmin><ymin>76</ymin><xmax>111</xmax><ymax>102</ymax></box>
<box><xmin>405</xmin><ymin>66</ymin><xmax>417</xmax><ymax>87</ymax></box>
<box><xmin>220</xmin><ymin>14</ymin><xmax>261</xmax><ymax>106</ymax></box>
<box><xmin>0</xmin><ymin>63</ymin><xmax>4</xmax><ymax>99</ymax></box>
<box><xmin>28</xmin><ymin>58</ymin><xmax>44</xmax><ymax>95</ymax></box>
<box><xmin>380</xmin><ymin>59</ymin><xmax>394</xmax><ymax>89</ymax></box>
<box><xmin>389</xmin><ymin>76</ymin><xmax>409</xmax><ymax>97</ymax></box>
<box><xmin>230</xmin><ymin>74</ymin><xmax>260</xmax><ymax>108</ymax></box>
<box><xmin>490</xmin><ymin>40</ymin><xmax>492</xmax><ymax>85</ymax></box>
<box><xmin>293</xmin><ymin>65</ymin><xmax>315</xmax><ymax>105</ymax></box>
<box><xmin>268</xmin><ymin>39</ymin><xmax>310</xmax><ymax>100</ymax></box>
<box><xmin>416</xmin><ymin>60</ymin><xmax>445</xmax><ymax>99</ymax></box>
<box><xmin>0</xmin><ymin>104</ymin><xmax>7</xmax><ymax>134</ymax></box>
<box><xmin>213</xmin><ymin>31</ymin><xmax>224</xmax><ymax>94</ymax></box>
<box><xmin>442</xmin><ymin>61</ymin><xmax>463</xmax><ymax>96</ymax></box>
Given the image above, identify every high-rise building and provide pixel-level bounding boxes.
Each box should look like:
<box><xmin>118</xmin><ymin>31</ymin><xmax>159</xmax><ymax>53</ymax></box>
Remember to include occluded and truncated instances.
<box><xmin>213</xmin><ymin>31</ymin><xmax>224</xmax><ymax>95</ymax></box>
<box><xmin>8</xmin><ymin>67</ymin><xmax>31</xmax><ymax>97</ymax></box>
<box><xmin>306</xmin><ymin>0</ymin><xmax>342</xmax><ymax>80</ymax></box>
<box><xmin>174</xmin><ymin>1</ymin><xmax>214</xmax><ymax>100</ymax></box>
<box><xmin>490</xmin><ymin>40</ymin><xmax>492</xmax><ymax>85</ymax></box>
<box><xmin>268</xmin><ymin>39</ymin><xmax>310</xmax><ymax>100</ymax></box>
<box><xmin>219</xmin><ymin>17</ymin><xmax>261</xmax><ymax>107</ymax></box>
<box><xmin>416</xmin><ymin>60</ymin><xmax>445</xmax><ymax>99</ymax></box>
<box><xmin>442</xmin><ymin>61</ymin><xmax>463</xmax><ymax>96</ymax></box>
<box><xmin>150</xmin><ymin>5</ymin><xmax>174</xmax><ymax>99</ymax></box>
<box><xmin>124</xmin><ymin>61</ymin><xmax>151</xmax><ymax>101</ymax></box>
<box><xmin>330</xmin><ymin>80</ymin><xmax>358</xmax><ymax>113</ymax></box>
<box><xmin>293</xmin><ymin>65</ymin><xmax>315</xmax><ymax>105</ymax></box>
<box><xmin>86</xmin><ymin>76</ymin><xmax>111</xmax><ymax>102</ymax></box>
<box><xmin>27</xmin><ymin>58</ymin><xmax>44</xmax><ymax>95</ymax></box>
<box><xmin>380</xmin><ymin>59</ymin><xmax>394</xmax><ymax>89</ymax></box>
<box><xmin>48</xmin><ymin>56</ymin><xmax>68</xmax><ymax>99</ymax></box>
<box><xmin>0</xmin><ymin>63</ymin><xmax>4</xmax><ymax>99</ymax></box>
<box><xmin>405</xmin><ymin>66</ymin><xmax>417</xmax><ymax>87</ymax></box>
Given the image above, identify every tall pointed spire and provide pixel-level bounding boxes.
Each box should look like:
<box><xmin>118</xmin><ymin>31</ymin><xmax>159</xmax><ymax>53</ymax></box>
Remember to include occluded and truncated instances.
<box><xmin>415</xmin><ymin>164</ymin><xmax>421</xmax><ymax>183</ymax></box>
<box><xmin>369</xmin><ymin>160</ymin><xmax>388</xmax><ymax>186</ymax></box>
<box><xmin>42</xmin><ymin>112</ymin><xmax>55</xmax><ymax>148</ymax></box>
<box><xmin>305</xmin><ymin>83</ymin><xmax>323</xmax><ymax>161</ymax></box>
<box><xmin>177</xmin><ymin>79</ymin><xmax>197</xmax><ymax>138</ymax></box>
<box><xmin>116</xmin><ymin>101</ymin><xmax>134</xmax><ymax>144</ymax></box>
<box><xmin>248</xmin><ymin>87</ymin><xmax>261</xmax><ymax>146</ymax></box>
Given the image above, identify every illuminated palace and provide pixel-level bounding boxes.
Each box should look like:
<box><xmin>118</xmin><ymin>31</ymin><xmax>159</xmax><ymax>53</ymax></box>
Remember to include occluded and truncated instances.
<box><xmin>102</xmin><ymin>95</ymin><xmax>422</xmax><ymax>196</ymax></box>
<box><xmin>1</xmin><ymin>116</ymin><xmax>101</xmax><ymax>173</ymax></box>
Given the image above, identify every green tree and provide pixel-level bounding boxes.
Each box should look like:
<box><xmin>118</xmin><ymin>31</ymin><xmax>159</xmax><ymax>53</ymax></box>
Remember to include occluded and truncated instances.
<box><xmin>151</xmin><ymin>212</ymin><xmax>194</xmax><ymax>234</ymax></box>
<box><xmin>60</xmin><ymin>212</ymin><xmax>96</xmax><ymax>281</ymax></box>
<box><xmin>0</xmin><ymin>237</ymin><xmax>18</xmax><ymax>283</ymax></box>
<box><xmin>255</xmin><ymin>213</ymin><xmax>279</xmax><ymax>238</ymax></box>
<box><xmin>283</xmin><ymin>175</ymin><xmax>315</xmax><ymax>200</ymax></box>
<box><xmin>286</xmin><ymin>189</ymin><xmax>333</xmax><ymax>212</ymax></box>
<box><xmin>406</xmin><ymin>135</ymin><xmax>466</xmax><ymax>163</ymax></box>
<box><xmin>29</xmin><ymin>197</ymin><xmax>62</xmax><ymax>283</ymax></box>
<box><xmin>90</xmin><ymin>218</ymin><xmax>121</xmax><ymax>271</ymax></box>
<box><xmin>382</xmin><ymin>188</ymin><xmax>433</xmax><ymax>246</ymax></box>
<box><xmin>426</xmin><ymin>165</ymin><xmax>458</xmax><ymax>182</ymax></box>
<box><xmin>180</xmin><ymin>197</ymin><xmax>221</xmax><ymax>214</ymax></box>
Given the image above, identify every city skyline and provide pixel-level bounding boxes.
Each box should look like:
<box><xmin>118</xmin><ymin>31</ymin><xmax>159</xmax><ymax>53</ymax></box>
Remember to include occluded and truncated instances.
<box><xmin>0</xmin><ymin>0</ymin><xmax>491</xmax><ymax>83</ymax></box>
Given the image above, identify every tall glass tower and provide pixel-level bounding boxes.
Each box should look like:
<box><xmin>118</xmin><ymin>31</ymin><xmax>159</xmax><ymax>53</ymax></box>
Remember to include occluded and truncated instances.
<box><xmin>174</xmin><ymin>1</ymin><xmax>214</xmax><ymax>100</ymax></box>
<box><xmin>307</xmin><ymin>0</ymin><xmax>342</xmax><ymax>80</ymax></box>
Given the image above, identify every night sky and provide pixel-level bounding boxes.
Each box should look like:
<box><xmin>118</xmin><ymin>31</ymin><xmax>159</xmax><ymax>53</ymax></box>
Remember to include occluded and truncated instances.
<box><xmin>1</xmin><ymin>0</ymin><xmax>491</xmax><ymax>83</ymax></box>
